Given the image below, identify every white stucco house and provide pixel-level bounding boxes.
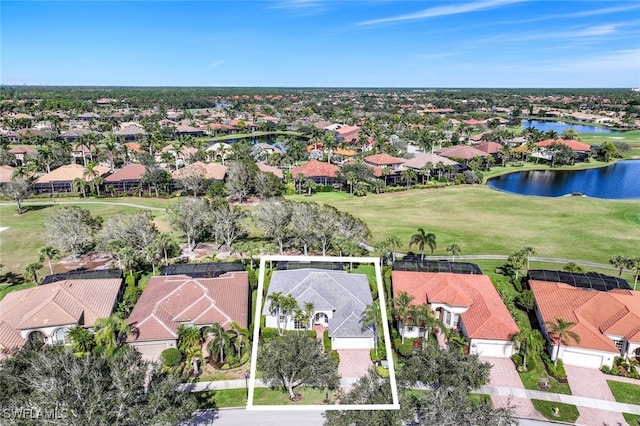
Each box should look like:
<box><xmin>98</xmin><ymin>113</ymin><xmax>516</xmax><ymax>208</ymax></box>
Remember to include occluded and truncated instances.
<box><xmin>530</xmin><ymin>279</ymin><xmax>640</xmax><ymax>369</ymax></box>
<box><xmin>392</xmin><ymin>271</ymin><xmax>519</xmax><ymax>358</ymax></box>
<box><xmin>263</xmin><ymin>269</ymin><xmax>374</xmax><ymax>350</ymax></box>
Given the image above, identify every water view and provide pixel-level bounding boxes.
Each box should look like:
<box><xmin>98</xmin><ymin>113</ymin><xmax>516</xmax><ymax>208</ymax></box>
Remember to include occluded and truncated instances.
<box><xmin>486</xmin><ymin>160</ymin><xmax>640</xmax><ymax>199</ymax></box>
<box><xmin>521</xmin><ymin>120</ymin><xmax>621</xmax><ymax>134</ymax></box>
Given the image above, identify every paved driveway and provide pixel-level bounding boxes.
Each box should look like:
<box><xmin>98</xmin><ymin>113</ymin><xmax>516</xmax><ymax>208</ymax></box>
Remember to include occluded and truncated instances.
<box><xmin>564</xmin><ymin>365</ymin><xmax>626</xmax><ymax>426</ymax></box>
<box><xmin>480</xmin><ymin>357</ymin><xmax>544</xmax><ymax>421</ymax></box>
<box><xmin>336</xmin><ymin>349</ymin><xmax>372</xmax><ymax>379</ymax></box>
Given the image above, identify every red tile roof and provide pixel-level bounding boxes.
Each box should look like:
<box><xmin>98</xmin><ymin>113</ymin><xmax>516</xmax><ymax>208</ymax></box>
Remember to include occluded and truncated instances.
<box><xmin>392</xmin><ymin>271</ymin><xmax>518</xmax><ymax>341</ymax></box>
<box><xmin>291</xmin><ymin>160</ymin><xmax>339</xmax><ymax>178</ymax></box>
<box><xmin>364</xmin><ymin>153</ymin><xmax>404</xmax><ymax>166</ymax></box>
<box><xmin>0</xmin><ymin>165</ymin><xmax>15</xmax><ymax>184</ymax></box>
<box><xmin>535</xmin><ymin>139</ymin><xmax>591</xmax><ymax>152</ymax></box>
<box><xmin>127</xmin><ymin>272</ymin><xmax>248</xmax><ymax>343</ymax></box>
<box><xmin>530</xmin><ymin>280</ymin><xmax>640</xmax><ymax>352</ymax></box>
<box><xmin>256</xmin><ymin>162</ymin><xmax>284</xmax><ymax>179</ymax></box>
<box><xmin>474</xmin><ymin>141</ymin><xmax>502</xmax><ymax>154</ymax></box>
<box><xmin>104</xmin><ymin>163</ymin><xmax>146</xmax><ymax>182</ymax></box>
<box><xmin>34</xmin><ymin>163</ymin><xmax>110</xmax><ymax>184</ymax></box>
<box><xmin>0</xmin><ymin>278</ymin><xmax>122</xmax><ymax>350</ymax></box>
<box><xmin>8</xmin><ymin>145</ymin><xmax>35</xmax><ymax>155</ymax></box>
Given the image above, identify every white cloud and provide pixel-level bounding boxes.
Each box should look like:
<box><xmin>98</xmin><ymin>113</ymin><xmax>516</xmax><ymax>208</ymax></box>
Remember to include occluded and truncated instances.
<box><xmin>357</xmin><ymin>0</ymin><xmax>526</xmax><ymax>26</ymax></box>
<box><xmin>268</xmin><ymin>0</ymin><xmax>326</xmax><ymax>16</ymax></box>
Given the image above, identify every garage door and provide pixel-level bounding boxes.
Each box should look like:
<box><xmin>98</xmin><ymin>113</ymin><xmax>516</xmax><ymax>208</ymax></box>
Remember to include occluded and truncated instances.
<box><xmin>562</xmin><ymin>350</ymin><xmax>603</xmax><ymax>369</ymax></box>
<box><xmin>475</xmin><ymin>342</ymin><xmax>511</xmax><ymax>358</ymax></box>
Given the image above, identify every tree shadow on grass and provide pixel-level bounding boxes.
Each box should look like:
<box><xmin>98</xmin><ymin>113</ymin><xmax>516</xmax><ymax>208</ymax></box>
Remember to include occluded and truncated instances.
<box><xmin>22</xmin><ymin>204</ymin><xmax>55</xmax><ymax>213</ymax></box>
<box><xmin>0</xmin><ymin>272</ymin><xmax>25</xmax><ymax>286</ymax></box>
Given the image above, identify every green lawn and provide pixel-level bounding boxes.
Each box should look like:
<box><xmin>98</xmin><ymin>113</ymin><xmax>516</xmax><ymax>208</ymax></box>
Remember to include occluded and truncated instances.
<box><xmin>195</xmin><ymin>386</ymin><xmax>337</xmax><ymax>408</ymax></box>
<box><xmin>608</xmin><ymin>380</ymin><xmax>640</xmax><ymax>405</ymax></box>
<box><xmin>624</xmin><ymin>412</ymin><xmax>640</xmax><ymax>426</ymax></box>
<box><xmin>0</xmin><ymin>282</ymin><xmax>36</xmax><ymax>300</ymax></box>
<box><xmin>531</xmin><ymin>399</ymin><xmax>579</xmax><ymax>423</ymax></box>
<box><xmin>290</xmin><ymin>185</ymin><xmax>640</xmax><ymax>266</ymax></box>
<box><xmin>519</xmin><ymin>357</ymin><xmax>572</xmax><ymax>395</ymax></box>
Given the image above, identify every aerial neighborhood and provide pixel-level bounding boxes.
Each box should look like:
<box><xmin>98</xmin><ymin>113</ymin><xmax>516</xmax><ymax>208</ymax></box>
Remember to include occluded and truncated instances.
<box><xmin>0</xmin><ymin>87</ymin><xmax>639</xmax><ymax>425</ymax></box>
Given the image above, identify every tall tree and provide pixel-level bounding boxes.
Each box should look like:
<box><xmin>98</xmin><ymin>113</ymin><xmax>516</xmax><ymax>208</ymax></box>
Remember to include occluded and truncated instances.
<box><xmin>253</xmin><ymin>199</ymin><xmax>293</xmax><ymax>254</ymax></box>
<box><xmin>206</xmin><ymin>323</ymin><xmax>231</xmax><ymax>364</ymax></box>
<box><xmin>177</xmin><ymin>324</ymin><xmax>203</xmax><ymax>352</ymax></box>
<box><xmin>211</xmin><ymin>202</ymin><xmax>248</xmax><ymax>250</ymax></box>
<box><xmin>267</xmin><ymin>291</ymin><xmax>284</xmax><ymax>335</ymax></box>
<box><xmin>167</xmin><ymin>197</ymin><xmax>211</xmax><ymax>252</ymax></box>
<box><xmin>520</xmin><ymin>246</ymin><xmax>536</xmax><ymax>270</ymax></box>
<box><xmin>361</xmin><ymin>300</ymin><xmax>382</xmax><ymax>356</ymax></box>
<box><xmin>1</xmin><ymin>178</ymin><xmax>32</xmax><ymax>215</ymax></box>
<box><xmin>545</xmin><ymin>318</ymin><xmax>581</xmax><ymax>365</ymax></box>
<box><xmin>66</xmin><ymin>325</ymin><xmax>95</xmax><ymax>355</ymax></box>
<box><xmin>393</xmin><ymin>291</ymin><xmax>414</xmax><ymax>344</ymax></box>
<box><xmin>258</xmin><ymin>333</ymin><xmax>340</xmax><ymax>400</ymax></box>
<box><xmin>93</xmin><ymin>313</ymin><xmax>130</xmax><ymax>356</ymax></box>
<box><xmin>44</xmin><ymin>206</ymin><xmax>102</xmax><ymax>258</ymax></box>
<box><xmin>0</xmin><ymin>344</ymin><xmax>197</xmax><ymax>426</ymax></box>
<box><xmin>510</xmin><ymin>327</ymin><xmax>544</xmax><ymax>371</ymax></box>
<box><xmin>626</xmin><ymin>257</ymin><xmax>640</xmax><ymax>291</ymax></box>
<box><xmin>409</xmin><ymin>228</ymin><xmax>437</xmax><ymax>260</ymax></box>
<box><xmin>23</xmin><ymin>260</ymin><xmax>42</xmax><ymax>283</ymax></box>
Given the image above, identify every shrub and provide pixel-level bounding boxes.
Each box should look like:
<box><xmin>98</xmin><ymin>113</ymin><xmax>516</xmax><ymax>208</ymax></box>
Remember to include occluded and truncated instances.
<box><xmin>376</xmin><ymin>365</ymin><xmax>389</xmax><ymax>378</ymax></box>
<box><xmin>370</xmin><ymin>348</ymin><xmax>382</xmax><ymax>362</ymax></box>
<box><xmin>394</xmin><ymin>338</ymin><xmax>417</xmax><ymax>357</ymax></box>
<box><xmin>161</xmin><ymin>348</ymin><xmax>182</xmax><ymax>367</ymax></box>
<box><xmin>600</xmin><ymin>365</ymin><xmax>611</xmax><ymax>374</ymax></box>
<box><xmin>542</xmin><ymin>355</ymin><xmax>567</xmax><ymax>381</ymax></box>
<box><xmin>323</xmin><ymin>330</ymin><xmax>332</xmax><ymax>352</ymax></box>
<box><xmin>511</xmin><ymin>353</ymin><xmax>523</xmax><ymax>367</ymax></box>
<box><xmin>330</xmin><ymin>350</ymin><xmax>340</xmax><ymax>367</ymax></box>
<box><xmin>261</xmin><ymin>327</ymin><xmax>278</xmax><ymax>341</ymax></box>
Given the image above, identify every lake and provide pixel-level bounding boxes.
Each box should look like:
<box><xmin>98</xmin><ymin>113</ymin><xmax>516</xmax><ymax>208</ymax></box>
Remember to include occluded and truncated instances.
<box><xmin>486</xmin><ymin>160</ymin><xmax>640</xmax><ymax>199</ymax></box>
<box><xmin>521</xmin><ymin>120</ymin><xmax>621</xmax><ymax>134</ymax></box>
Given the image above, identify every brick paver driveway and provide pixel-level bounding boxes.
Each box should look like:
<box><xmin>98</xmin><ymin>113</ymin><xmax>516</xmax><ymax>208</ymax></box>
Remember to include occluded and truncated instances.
<box><xmin>480</xmin><ymin>357</ymin><xmax>544</xmax><ymax>421</ymax></box>
<box><xmin>336</xmin><ymin>349</ymin><xmax>372</xmax><ymax>379</ymax></box>
<box><xmin>564</xmin><ymin>365</ymin><xmax>626</xmax><ymax>426</ymax></box>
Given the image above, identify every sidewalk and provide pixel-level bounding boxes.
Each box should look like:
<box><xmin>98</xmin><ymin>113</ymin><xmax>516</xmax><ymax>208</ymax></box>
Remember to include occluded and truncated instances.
<box><xmin>477</xmin><ymin>385</ymin><xmax>640</xmax><ymax>415</ymax></box>
<box><xmin>181</xmin><ymin>379</ymin><xmax>640</xmax><ymax>415</ymax></box>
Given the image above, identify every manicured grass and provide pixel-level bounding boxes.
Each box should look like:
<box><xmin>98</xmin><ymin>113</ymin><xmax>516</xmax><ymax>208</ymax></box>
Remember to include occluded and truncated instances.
<box><xmin>623</xmin><ymin>412</ymin><xmax>640</xmax><ymax>425</ymax></box>
<box><xmin>193</xmin><ymin>389</ymin><xmax>246</xmax><ymax>409</ymax></box>
<box><xmin>0</xmin><ymin>201</ymin><xmax>170</xmax><ymax>275</ymax></box>
<box><xmin>531</xmin><ymin>399</ymin><xmax>579</xmax><ymax>423</ymax></box>
<box><xmin>252</xmin><ymin>387</ymin><xmax>336</xmax><ymax>405</ymax></box>
<box><xmin>297</xmin><ymin>185</ymin><xmax>639</xmax><ymax>265</ymax></box>
<box><xmin>608</xmin><ymin>380</ymin><xmax>640</xmax><ymax>405</ymax></box>
<box><xmin>468</xmin><ymin>393</ymin><xmax>492</xmax><ymax>408</ymax></box>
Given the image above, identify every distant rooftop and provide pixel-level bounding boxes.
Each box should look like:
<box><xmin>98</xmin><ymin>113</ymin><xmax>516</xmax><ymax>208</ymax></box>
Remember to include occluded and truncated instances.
<box><xmin>527</xmin><ymin>269</ymin><xmax>630</xmax><ymax>292</ymax></box>
<box><xmin>394</xmin><ymin>258</ymin><xmax>483</xmax><ymax>275</ymax></box>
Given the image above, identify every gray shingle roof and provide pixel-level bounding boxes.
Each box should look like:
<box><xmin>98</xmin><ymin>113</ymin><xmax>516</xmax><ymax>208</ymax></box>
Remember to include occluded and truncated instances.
<box><xmin>264</xmin><ymin>269</ymin><xmax>374</xmax><ymax>339</ymax></box>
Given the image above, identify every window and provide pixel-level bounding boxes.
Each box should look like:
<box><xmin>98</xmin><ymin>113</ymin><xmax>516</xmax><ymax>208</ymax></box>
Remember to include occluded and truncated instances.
<box><xmin>613</xmin><ymin>339</ymin><xmax>625</xmax><ymax>353</ymax></box>
<box><xmin>52</xmin><ymin>328</ymin><xmax>69</xmax><ymax>345</ymax></box>
<box><xmin>407</xmin><ymin>326</ymin><xmax>415</xmax><ymax>333</ymax></box>
<box><xmin>452</xmin><ymin>314</ymin><xmax>460</xmax><ymax>329</ymax></box>
<box><xmin>278</xmin><ymin>315</ymin><xmax>286</xmax><ymax>325</ymax></box>
<box><xmin>294</xmin><ymin>319</ymin><xmax>305</xmax><ymax>330</ymax></box>
<box><xmin>444</xmin><ymin>310</ymin><xmax>452</xmax><ymax>327</ymax></box>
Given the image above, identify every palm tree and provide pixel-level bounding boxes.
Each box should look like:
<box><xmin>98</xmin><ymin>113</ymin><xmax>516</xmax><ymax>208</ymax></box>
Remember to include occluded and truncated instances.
<box><xmin>72</xmin><ymin>177</ymin><xmax>87</xmax><ymax>198</ymax></box>
<box><xmin>410</xmin><ymin>303</ymin><xmax>439</xmax><ymax>347</ymax></box>
<box><xmin>446</xmin><ymin>243</ymin><xmax>461</xmax><ymax>262</ymax></box>
<box><xmin>183</xmin><ymin>345</ymin><xmax>203</xmax><ymax>376</ymax></box>
<box><xmin>626</xmin><ymin>257</ymin><xmax>640</xmax><ymax>291</ymax></box>
<box><xmin>206</xmin><ymin>323</ymin><xmax>231</xmax><ymax>364</ymax></box>
<box><xmin>545</xmin><ymin>318</ymin><xmax>581</xmax><ymax>365</ymax></box>
<box><xmin>279</xmin><ymin>295</ymin><xmax>299</xmax><ymax>332</ymax></box>
<box><xmin>401</xmin><ymin>168</ymin><xmax>417</xmax><ymax>189</ymax></box>
<box><xmin>361</xmin><ymin>300</ymin><xmax>382</xmax><ymax>356</ymax></box>
<box><xmin>409</xmin><ymin>228</ymin><xmax>437</xmax><ymax>260</ymax></box>
<box><xmin>521</xmin><ymin>246</ymin><xmax>537</xmax><ymax>270</ymax></box>
<box><xmin>303</xmin><ymin>302</ymin><xmax>315</xmax><ymax>331</ymax></box>
<box><xmin>67</xmin><ymin>325</ymin><xmax>95</xmax><ymax>355</ymax></box>
<box><xmin>393</xmin><ymin>291</ymin><xmax>414</xmax><ymax>344</ymax></box>
<box><xmin>93</xmin><ymin>313</ymin><xmax>130</xmax><ymax>356</ymax></box>
<box><xmin>177</xmin><ymin>324</ymin><xmax>203</xmax><ymax>352</ymax></box>
<box><xmin>23</xmin><ymin>261</ymin><xmax>42</xmax><ymax>284</ymax></box>
<box><xmin>345</xmin><ymin>171</ymin><xmax>357</xmax><ymax>195</ymax></box>
<box><xmin>154</xmin><ymin>232</ymin><xmax>179</xmax><ymax>266</ymax></box>
<box><xmin>510</xmin><ymin>327</ymin><xmax>545</xmax><ymax>371</ymax></box>
<box><xmin>38</xmin><ymin>245</ymin><xmax>60</xmax><ymax>275</ymax></box>
<box><xmin>609</xmin><ymin>255</ymin><xmax>630</xmax><ymax>278</ymax></box>
<box><xmin>83</xmin><ymin>162</ymin><xmax>101</xmax><ymax>196</ymax></box>
<box><xmin>229</xmin><ymin>322</ymin><xmax>249</xmax><ymax>357</ymax></box>
<box><xmin>267</xmin><ymin>292</ymin><xmax>283</xmax><ymax>335</ymax></box>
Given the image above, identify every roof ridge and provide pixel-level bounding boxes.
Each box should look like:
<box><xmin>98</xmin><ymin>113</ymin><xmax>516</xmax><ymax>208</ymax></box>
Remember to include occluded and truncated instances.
<box><xmin>598</xmin><ymin>305</ymin><xmax>630</xmax><ymax>333</ymax></box>
<box><xmin>329</xmin><ymin>311</ymin><xmax>360</xmax><ymax>337</ymax></box>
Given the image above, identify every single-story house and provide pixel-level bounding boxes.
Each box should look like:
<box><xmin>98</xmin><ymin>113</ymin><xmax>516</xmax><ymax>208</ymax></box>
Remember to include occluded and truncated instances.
<box><xmin>103</xmin><ymin>163</ymin><xmax>147</xmax><ymax>193</ymax></box>
<box><xmin>58</xmin><ymin>128</ymin><xmax>92</xmax><ymax>141</ymax></box>
<box><xmin>126</xmin><ymin>272</ymin><xmax>249</xmax><ymax>361</ymax></box>
<box><xmin>33</xmin><ymin>163</ymin><xmax>110</xmax><ymax>194</ymax></box>
<box><xmin>263</xmin><ymin>269</ymin><xmax>374</xmax><ymax>350</ymax></box>
<box><xmin>530</xmin><ymin>279</ymin><xmax>640</xmax><ymax>369</ymax></box>
<box><xmin>0</xmin><ymin>165</ymin><xmax>15</xmax><ymax>185</ymax></box>
<box><xmin>364</xmin><ymin>153</ymin><xmax>405</xmax><ymax>172</ymax></box>
<box><xmin>0</xmin><ymin>277</ymin><xmax>123</xmax><ymax>354</ymax></box>
<box><xmin>115</xmin><ymin>125</ymin><xmax>147</xmax><ymax>141</ymax></box>
<box><xmin>392</xmin><ymin>271</ymin><xmax>519</xmax><ymax>357</ymax></box>
<box><xmin>256</xmin><ymin>162</ymin><xmax>284</xmax><ymax>179</ymax></box>
<box><xmin>436</xmin><ymin>145</ymin><xmax>489</xmax><ymax>161</ymax></box>
<box><xmin>7</xmin><ymin>145</ymin><xmax>35</xmax><ymax>165</ymax></box>
<box><xmin>533</xmin><ymin>139</ymin><xmax>592</xmax><ymax>161</ymax></box>
<box><xmin>290</xmin><ymin>160</ymin><xmax>339</xmax><ymax>186</ymax></box>
<box><xmin>402</xmin><ymin>153</ymin><xmax>460</xmax><ymax>173</ymax></box>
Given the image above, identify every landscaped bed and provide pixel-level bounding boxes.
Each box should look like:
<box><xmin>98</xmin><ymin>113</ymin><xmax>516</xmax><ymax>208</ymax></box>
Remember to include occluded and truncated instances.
<box><xmin>195</xmin><ymin>387</ymin><xmax>338</xmax><ymax>408</ymax></box>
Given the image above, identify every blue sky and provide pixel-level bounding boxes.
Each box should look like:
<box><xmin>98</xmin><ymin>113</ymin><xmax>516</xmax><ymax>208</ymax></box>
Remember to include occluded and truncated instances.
<box><xmin>2</xmin><ymin>1</ymin><xmax>639</xmax><ymax>88</ymax></box>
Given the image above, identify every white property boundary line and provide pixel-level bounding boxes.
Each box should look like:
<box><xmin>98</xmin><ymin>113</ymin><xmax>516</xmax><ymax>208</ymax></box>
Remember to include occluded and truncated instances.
<box><xmin>247</xmin><ymin>255</ymin><xmax>400</xmax><ymax>411</ymax></box>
